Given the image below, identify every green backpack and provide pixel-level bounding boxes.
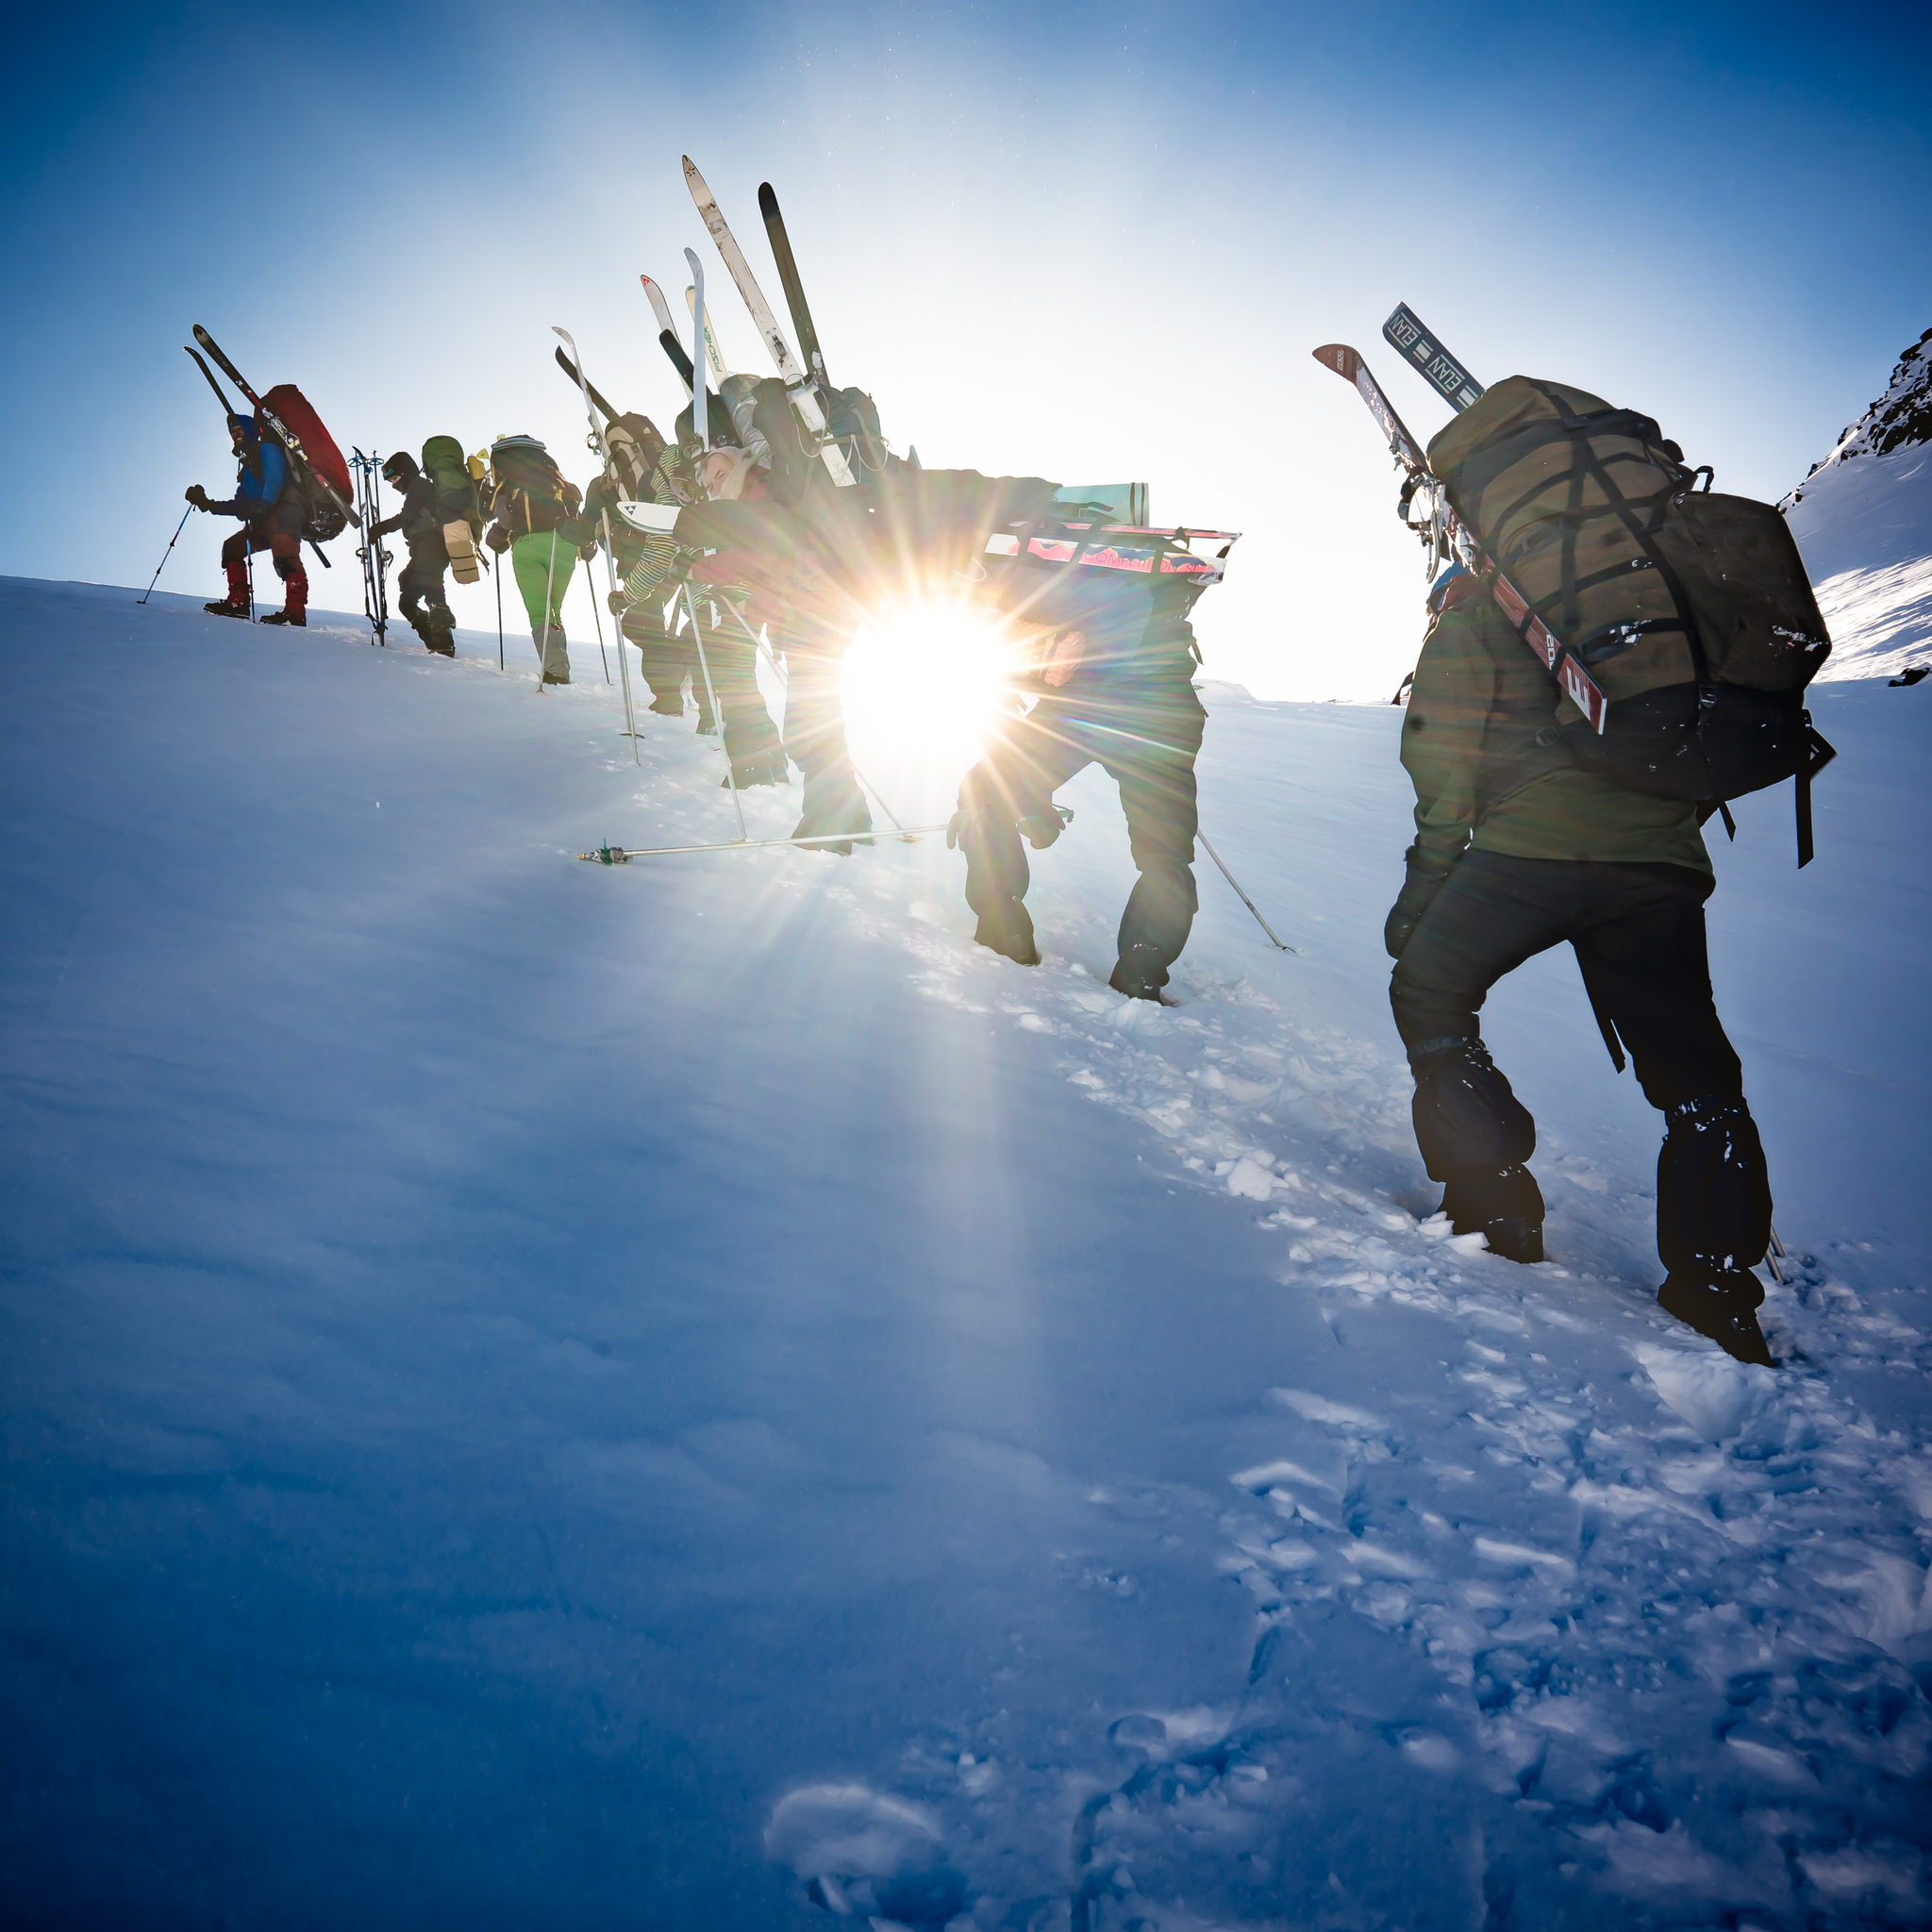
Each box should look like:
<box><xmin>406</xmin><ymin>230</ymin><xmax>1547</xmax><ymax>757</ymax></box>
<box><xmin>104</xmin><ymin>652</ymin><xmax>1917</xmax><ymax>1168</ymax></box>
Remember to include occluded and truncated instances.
<box><xmin>422</xmin><ymin>434</ymin><xmax>483</xmax><ymax>582</ymax></box>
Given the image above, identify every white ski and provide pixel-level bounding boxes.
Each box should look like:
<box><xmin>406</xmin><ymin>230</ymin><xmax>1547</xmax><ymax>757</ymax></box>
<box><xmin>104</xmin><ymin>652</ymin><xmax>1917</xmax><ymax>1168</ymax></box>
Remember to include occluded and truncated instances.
<box><xmin>685</xmin><ymin>286</ymin><xmax>731</xmax><ymax>383</ymax></box>
<box><xmin>641</xmin><ymin>275</ymin><xmax>693</xmax><ymax>400</ymax></box>
<box><xmin>685</xmin><ymin>248</ymin><xmax>709</xmax><ymax>454</ymax></box>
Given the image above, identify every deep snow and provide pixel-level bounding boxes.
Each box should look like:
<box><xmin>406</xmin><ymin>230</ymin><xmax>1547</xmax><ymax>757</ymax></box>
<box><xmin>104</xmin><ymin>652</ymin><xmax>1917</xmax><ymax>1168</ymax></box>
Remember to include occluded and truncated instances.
<box><xmin>2</xmin><ymin>577</ymin><xmax>1929</xmax><ymax>1930</ymax></box>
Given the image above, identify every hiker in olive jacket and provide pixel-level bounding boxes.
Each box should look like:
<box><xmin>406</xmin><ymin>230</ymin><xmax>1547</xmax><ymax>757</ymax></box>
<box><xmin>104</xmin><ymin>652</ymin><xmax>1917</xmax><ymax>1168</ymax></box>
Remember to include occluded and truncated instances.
<box><xmin>1385</xmin><ymin>568</ymin><xmax>1775</xmax><ymax>1366</ymax></box>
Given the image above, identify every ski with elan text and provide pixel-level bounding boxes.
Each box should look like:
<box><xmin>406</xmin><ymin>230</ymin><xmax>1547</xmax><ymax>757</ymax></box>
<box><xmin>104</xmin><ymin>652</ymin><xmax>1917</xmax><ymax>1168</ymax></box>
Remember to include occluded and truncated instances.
<box><xmin>1380</xmin><ymin>303</ymin><xmax>1486</xmax><ymax>412</ymax></box>
<box><xmin>1310</xmin><ymin>341</ymin><xmax>1607</xmax><ymax>731</ymax></box>
<box><xmin>190</xmin><ymin>325</ymin><xmax>358</xmax><ymax>528</ymax></box>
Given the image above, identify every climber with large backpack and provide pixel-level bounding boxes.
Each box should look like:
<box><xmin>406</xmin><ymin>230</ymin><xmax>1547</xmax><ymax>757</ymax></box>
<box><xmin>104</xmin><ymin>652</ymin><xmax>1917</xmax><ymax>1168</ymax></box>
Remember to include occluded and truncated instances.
<box><xmin>482</xmin><ymin>434</ymin><xmax>595</xmax><ymax>685</ymax></box>
<box><xmin>1382</xmin><ymin>375</ymin><xmax>1835</xmax><ymax>1368</ymax></box>
<box><xmin>369</xmin><ymin>439</ymin><xmax>480</xmax><ymax>656</ymax></box>
<box><xmin>186</xmin><ymin>413</ymin><xmax>309</xmax><ymax>625</ymax></box>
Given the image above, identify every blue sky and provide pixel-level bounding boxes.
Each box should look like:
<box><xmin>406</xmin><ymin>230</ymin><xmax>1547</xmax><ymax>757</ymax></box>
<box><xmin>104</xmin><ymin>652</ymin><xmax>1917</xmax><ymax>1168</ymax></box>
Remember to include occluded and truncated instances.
<box><xmin>3</xmin><ymin>0</ymin><xmax>1925</xmax><ymax>698</ymax></box>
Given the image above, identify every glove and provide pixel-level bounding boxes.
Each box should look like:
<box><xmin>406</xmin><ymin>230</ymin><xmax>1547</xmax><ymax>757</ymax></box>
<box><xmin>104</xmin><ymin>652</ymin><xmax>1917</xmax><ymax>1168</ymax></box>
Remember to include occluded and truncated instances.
<box><xmin>607</xmin><ymin>589</ymin><xmax>630</xmax><ymax>616</ymax></box>
<box><xmin>485</xmin><ymin>525</ymin><xmax>510</xmax><ymax>554</ymax></box>
<box><xmin>185</xmin><ymin>484</ymin><xmax>209</xmax><ymax>509</ymax></box>
<box><xmin>1384</xmin><ymin>846</ymin><xmax>1457</xmax><ymax>960</ymax></box>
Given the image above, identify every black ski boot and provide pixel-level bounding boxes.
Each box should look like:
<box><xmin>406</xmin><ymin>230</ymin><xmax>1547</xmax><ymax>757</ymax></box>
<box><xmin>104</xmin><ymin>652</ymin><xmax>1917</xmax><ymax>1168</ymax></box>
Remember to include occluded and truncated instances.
<box><xmin>974</xmin><ymin>899</ymin><xmax>1040</xmax><ymax>966</ymax></box>
<box><xmin>1109</xmin><ymin>941</ymin><xmax>1176</xmax><ymax>1006</ymax></box>
<box><xmin>648</xmin><ymin>695</ymin><xmax>684</xmax><ymax>716</ymax></box>
<box><xmin>1441</xmin><ymin>1163</ymin><xmax>1545</xmax><ymax>1262</ymax></box>
<box><xmin>204</xmin><ymin>600</ymin><xmax>248</xmax><ymax>620</ymax></box>
<box><xmin>722</xmin><ymin>758</ymin><xmax>788</xmax><ymax>791</ymax></box>
<box><xmin>259</xmin><ymin>609</ymin><xmax>306</xmax><ymax>627</ymax></box>
<box><xmin>1657</xmin><ymin>1268</ymin><xmax>1775</xmax><ymax>1366</ymax></box>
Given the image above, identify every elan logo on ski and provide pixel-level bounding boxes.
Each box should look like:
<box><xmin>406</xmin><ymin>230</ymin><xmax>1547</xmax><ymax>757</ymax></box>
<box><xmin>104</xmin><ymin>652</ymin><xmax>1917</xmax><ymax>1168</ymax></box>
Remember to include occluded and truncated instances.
<box><xmin>1382</xmin><ymin>304</ymin><xmax>1485</xmax><ymax>412</ymax></box>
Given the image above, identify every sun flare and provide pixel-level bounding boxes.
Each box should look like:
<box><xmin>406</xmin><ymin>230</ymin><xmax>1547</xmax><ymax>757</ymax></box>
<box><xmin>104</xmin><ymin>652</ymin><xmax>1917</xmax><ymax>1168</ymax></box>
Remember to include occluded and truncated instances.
<box><xmin>839</xmin><ymin>602</ymin><xmax>1020</xmax><ymax>785</ymax></box>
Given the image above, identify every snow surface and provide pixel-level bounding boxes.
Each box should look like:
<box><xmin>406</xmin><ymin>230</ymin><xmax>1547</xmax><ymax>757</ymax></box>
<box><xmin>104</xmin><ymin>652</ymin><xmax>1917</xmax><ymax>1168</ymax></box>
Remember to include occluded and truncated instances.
<box><xmin>1787</xmin><ymin>445</ymin><xmax>1932</xmax><ymax>685</ymax></box>
<box><xmin>3</xmin><ymin>577</ymin><xmax>1930</xmax><ymax>1929</ymax></box>
<box><xmin>1785</xmin><ymin>331</ymin><xmax>1932</xmax><ymax>684</ymax></box>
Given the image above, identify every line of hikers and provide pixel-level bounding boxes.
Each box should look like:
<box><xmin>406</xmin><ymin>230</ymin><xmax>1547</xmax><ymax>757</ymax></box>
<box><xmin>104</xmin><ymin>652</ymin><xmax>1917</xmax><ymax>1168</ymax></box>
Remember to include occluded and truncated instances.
<box><xmin>180</xmin><ymin>354</ymin><xmax>1798</xmax><ymax>1369</ymax></box>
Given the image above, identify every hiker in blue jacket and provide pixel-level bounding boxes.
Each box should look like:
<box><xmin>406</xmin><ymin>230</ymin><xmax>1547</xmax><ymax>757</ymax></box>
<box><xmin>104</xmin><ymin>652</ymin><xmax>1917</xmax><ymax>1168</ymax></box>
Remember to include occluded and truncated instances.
<box><xmin>187</xmin><ymin>414</ymin><xmax>308</xmax><ymax>626</ymax></box>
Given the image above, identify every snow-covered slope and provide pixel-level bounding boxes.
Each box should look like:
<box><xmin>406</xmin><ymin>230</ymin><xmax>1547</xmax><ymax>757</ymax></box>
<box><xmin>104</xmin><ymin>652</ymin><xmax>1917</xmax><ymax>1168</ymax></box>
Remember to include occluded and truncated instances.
<box><xmin>1785</xmin><ymin>328</ymin><xmax>1932</xmax><ymax>681</ymax></box>
<box><xmin>2</xmin><ymin>579</ymin><xmax>1929</xmax><ymax>1928</ymax></box>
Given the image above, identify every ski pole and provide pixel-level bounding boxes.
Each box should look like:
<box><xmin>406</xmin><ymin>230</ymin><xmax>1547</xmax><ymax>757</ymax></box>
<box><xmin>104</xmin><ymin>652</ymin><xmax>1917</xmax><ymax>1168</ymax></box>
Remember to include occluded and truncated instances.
<box><xmin>685</xmin><ymin>584</ymin><xmax>746</xmax><ymax>841</ymax></box>
<box><xmin>579</xmin><ymin>826</ymin><xmax>946</xmax><ymax>861</ymax></box>
<box><xmin>244</xmin><ymin>540</ymin><xmax>257</xmax><ymax>622</ymax></box>
<box><xmin>601</xmin><ymin>514</ymin><xmax>640</xmax><ymax>758</ymax></box>
<box><xmin>586</xmin><ymin>552</ymin><xmax>612</xmax><ymax>683</ymax></box>
<box><xmin>1196</xmin><ymin>830</ymin><xmax>1295</xmax><ymax>953</ymax></box>
<box><xmin>494</xmin><ymin>543</ymin><xmax>505</xmax><ymax>670</ymax></box>
<box><xmin>139</xmin><ymin>508</ymin><xmax>192</xmax><ymax>604</ymax></box>
<box><xmin>538</xmin><ymin>528</ymin><xmax>558</xmax><ymax>688</ymax></box>
<box><xmin>549</xmin><ymin>325</ymin><xmax>636</xmax><ymax>754</ymax></box>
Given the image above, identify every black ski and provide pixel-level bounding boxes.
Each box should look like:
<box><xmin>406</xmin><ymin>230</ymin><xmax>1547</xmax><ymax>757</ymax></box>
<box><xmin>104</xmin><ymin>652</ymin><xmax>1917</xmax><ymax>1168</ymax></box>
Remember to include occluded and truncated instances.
<box><xmin>184</xmin><ymin>345</ymin><xmax>238</xmax><ymax>415</ymax></box>
<box><xmin>758</xmin><ymin>182</ymin><xmax>829</xmax><ymax>391</ymax></box>
<box><xmin>1312</xmin><ymin>341</ymin><xmax>1607</xmax><ymax>731</ymax></box>
<box><xmin>1381</xmin><ymin>303</ymin><xmax>1485</xmax><ymax>412</ymax></box>
<box><xmin>554</xmin><ymin>344</ymin><xmax>623</xmax><ymax>424</ymax></box>
<box><xmin>191</xmin><ymin>325</ymin><xmax>358</xmax><ymax>529</ymax></box>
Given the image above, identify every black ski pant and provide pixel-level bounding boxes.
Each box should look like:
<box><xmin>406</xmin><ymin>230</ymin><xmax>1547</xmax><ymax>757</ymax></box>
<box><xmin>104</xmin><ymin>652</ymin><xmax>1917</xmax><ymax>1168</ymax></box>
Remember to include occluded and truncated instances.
<box><xmin>692</xmin><ymin>607</ymin><xmax>785</xmax><ymax>777</ymax></box>
<box><xmin>398</xmin><ymin>539</ymin><xmax>453</xmax><ymax>648</ymax></box>
<box><xmin>778</xmin><ymin>633</ymin><xmax>867</xmax><ymax>832</ymax></box>
<box><xmin>957</xmin><ymin>683</ymin><xmax>1205</xmax><ymax>973</ymax></box>
<box><xmin>220</xmin><ymin>498</ymin><xmax>305</xmax><ymax>575</ymax></box>
<box><xmin>1390</xmin><ymin>851</ymin><xmax>1767</xmax><ymax>1274</ymax></box>
<box><xmin>620</xmin><ymin>606</ymin><xmax>708</xmax><ymax>723</ymax></box>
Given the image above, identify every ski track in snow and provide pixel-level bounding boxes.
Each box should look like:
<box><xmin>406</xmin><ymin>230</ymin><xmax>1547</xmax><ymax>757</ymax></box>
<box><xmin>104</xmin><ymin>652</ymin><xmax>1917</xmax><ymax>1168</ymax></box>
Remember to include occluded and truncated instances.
<box><xmin>4</xmin><ymin>582</ymin><xmax>1929</xmax><ymax>1930</ymax></box>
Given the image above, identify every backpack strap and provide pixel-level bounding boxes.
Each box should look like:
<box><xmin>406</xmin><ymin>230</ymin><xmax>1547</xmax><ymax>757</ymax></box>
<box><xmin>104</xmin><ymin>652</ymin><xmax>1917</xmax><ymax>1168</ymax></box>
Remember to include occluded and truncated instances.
<box><xmin>1795</xmin><ymin>711</ymin><xmax>1838</xmax><ymax>868</ymax></box>
<box><xmin>1524</xmin><ymin>379</ymin><xmax>1712</xmax><ymax>688</ymax></box>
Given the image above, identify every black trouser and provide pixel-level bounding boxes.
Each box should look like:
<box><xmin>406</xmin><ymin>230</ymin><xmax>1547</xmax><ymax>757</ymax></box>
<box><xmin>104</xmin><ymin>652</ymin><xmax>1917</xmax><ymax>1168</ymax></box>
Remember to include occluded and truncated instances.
<box><xmin>620</xmin><ymin>606</ymin><xmax>707</xmax><ymax>722</ymax></box>
<box><xmin>777</xmin><ymin>633</ymin><xmax>866</xmax><ymax>832</ymax></box>
<box><xmin>398</xmin><ymin>537</ymin><xmax>453</xmax><ymax>646</ymax></box>
<box><xmin>692</xmin><ymin>605</ymin><xmax>784</xmax><ymax>776</ymax></box>
<box><xmin>220</xmin><ymin>498</ymin><xmax>305</xmax><ymax>574</ymax></box>
<box><xmin>1391</xmin><ymin>851</ymin><xmax>1767</xmax><ymax>1273</ymax></box>
<box><xmin>957</xmin><ymin>682</ymin><xmax>1205</xmax><ymax>973</ymax></box>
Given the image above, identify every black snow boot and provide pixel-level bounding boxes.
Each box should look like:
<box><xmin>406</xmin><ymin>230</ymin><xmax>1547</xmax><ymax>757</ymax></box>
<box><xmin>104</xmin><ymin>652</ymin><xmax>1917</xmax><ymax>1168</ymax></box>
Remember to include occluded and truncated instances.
<box><xmin>790</xmin><ymin>782</ymin><xmax>872</xmax><ymax>857</ymax></box>
<box><xmin>204</xmin><ymin>600</ymin><xmax>248</xmax><ymax>619</ymax></box>
<box><xmin>721</xmin><ymin>756</ymin><xmax>789</xmax><ymax>790</ymax></box>
<box><xmin>1441</xmin><ymin>1163</ymin><xmax>1545</xmax><ymax>1263</ymax></box>
<box><xmin>974</xmin><ymin>899</ymin><xmax>1041</xmax><ymax>967</ymax></box>
<box><xmin>259</xmin><ymin>609</ymin><xmax>306</xmax><ymax>627</ymax></box>
<box><xmin>1109</xmin><ymin>941</ymin><xmax>1177</xmax><ymax>1005</ymax></box>
<box><xmin>1657</xmin><ymin>1267</ymin><xmax>1775</xmax><ymax>1366</ymax></box>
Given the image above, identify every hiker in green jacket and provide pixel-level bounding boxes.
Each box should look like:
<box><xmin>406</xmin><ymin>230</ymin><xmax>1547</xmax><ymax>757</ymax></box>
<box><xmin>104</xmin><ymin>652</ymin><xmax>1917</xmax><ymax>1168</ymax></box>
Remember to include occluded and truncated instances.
<box><xmin>482</xmin><ymin>434</ymin><xmax>593</xmax><ymax>686</ymax></box>
<box><xmin>1384</xmin><ymin>570</ymin><xmax>1775</xmax><ymax>1367</ymax></box>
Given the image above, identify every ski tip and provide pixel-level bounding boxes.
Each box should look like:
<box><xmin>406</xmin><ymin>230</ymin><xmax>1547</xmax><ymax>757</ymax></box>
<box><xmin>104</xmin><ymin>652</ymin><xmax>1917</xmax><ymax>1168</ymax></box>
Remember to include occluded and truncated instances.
<box><xmin>1311</xmin><ymin>343</ymin><xmax>1360</xmax><ymax>380</ymax></box>
<box><xmin>758</xmin><ymin>181</ymin><xmax>778</xmax><ymax>216</ymax></box>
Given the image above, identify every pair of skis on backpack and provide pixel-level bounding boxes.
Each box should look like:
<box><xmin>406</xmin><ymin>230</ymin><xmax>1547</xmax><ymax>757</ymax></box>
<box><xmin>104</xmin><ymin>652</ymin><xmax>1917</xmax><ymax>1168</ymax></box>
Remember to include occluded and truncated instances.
<box><xmin>187</xmin><ymin>328</ymin><xmax>483</xmax><ymax>590</ymax></box>
<box><xmin>639</xmin><ymin>160</ymin><xmax>867</xmax><ymax>496</ymax></box>
<box><xmin>1317</xmin><ymin>304</ymin><xmax>1836</xmax><ymax>866</ymax></box>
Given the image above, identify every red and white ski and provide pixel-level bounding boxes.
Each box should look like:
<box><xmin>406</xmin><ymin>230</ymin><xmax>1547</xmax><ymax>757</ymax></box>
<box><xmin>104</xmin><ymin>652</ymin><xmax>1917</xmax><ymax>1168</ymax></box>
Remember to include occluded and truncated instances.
<box><xmin>1312</xmin><ymin>341</ymin><xmax>1607</xmax><ymax>732</ymax></box>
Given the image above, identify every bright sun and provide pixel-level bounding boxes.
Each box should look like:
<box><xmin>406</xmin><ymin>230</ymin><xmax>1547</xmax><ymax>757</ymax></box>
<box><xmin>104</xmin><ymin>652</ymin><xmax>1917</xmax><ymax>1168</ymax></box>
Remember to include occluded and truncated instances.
<box><xmin>839</xmin><ymin>601</ymin><xmax>1020</xmax><ymax>783</ymax></box>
